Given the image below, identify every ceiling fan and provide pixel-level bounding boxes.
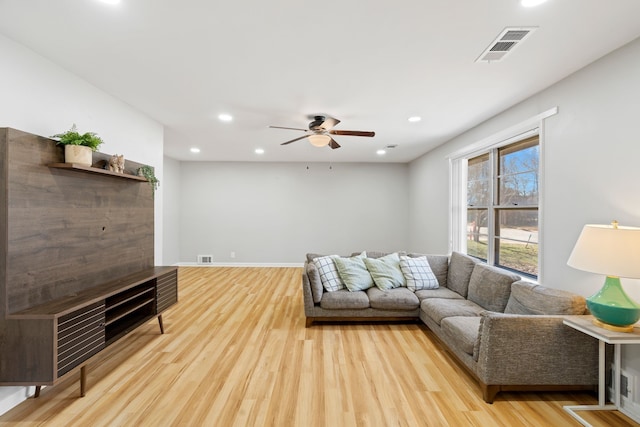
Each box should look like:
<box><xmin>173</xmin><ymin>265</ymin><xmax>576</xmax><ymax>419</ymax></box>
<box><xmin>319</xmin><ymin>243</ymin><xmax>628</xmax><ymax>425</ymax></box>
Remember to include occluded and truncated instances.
<box><xmin>269</xmin><ymin>115</ymin><xmax>375</xmax><ymax>149</ymax></box>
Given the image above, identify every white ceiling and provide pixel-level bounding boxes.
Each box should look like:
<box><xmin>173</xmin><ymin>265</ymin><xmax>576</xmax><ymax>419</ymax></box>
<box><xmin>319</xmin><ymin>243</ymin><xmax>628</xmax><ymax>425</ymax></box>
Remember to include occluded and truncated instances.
<box><xmin>1</xmin><ymin>0</ymin><xmax>640</xmax><ymax>163</ymax></box>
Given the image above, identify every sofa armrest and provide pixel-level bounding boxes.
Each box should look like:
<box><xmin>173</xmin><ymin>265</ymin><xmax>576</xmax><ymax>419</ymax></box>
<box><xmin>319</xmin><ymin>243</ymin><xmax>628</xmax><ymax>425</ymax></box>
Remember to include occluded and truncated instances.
<box><xmin>301</xmin><ymin>263</ymin><xmax>316</xmax><ymax>316</ymax></box>
<box><xmin>475</xmin><ymin>312</ymin><xmax>599</xmax><ymax>386</ymax></box>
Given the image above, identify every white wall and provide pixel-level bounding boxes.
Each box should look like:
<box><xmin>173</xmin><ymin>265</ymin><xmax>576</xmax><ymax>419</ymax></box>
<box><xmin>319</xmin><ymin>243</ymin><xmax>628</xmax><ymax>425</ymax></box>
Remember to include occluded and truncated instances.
<box><xmin>409</xmin><ymin>35</ymin><xmax>640</xmax><ymax>415</ymax></box>
<box><xmin>0</xmin><ymin>33</ymin><xmax>165</xmax><ymax>265</ymax></box>
<box><xmin>409</xmin><ymin>35</ymin><xmax>640</xmax><ymax>299</ymax></box>
<box><xmin>0</xmin><ymin>34</ymin><xmax>165</xmax><ymax>415</ymax></box>
<box><xmin>179</xmin><ymin>162</ymin><xmax>409</xmax><ymax>264</ymax></box>
<box><xmin>163</xmin><ymin>156</ymin><xmax>181</xmax><ymax>265</ymax></box>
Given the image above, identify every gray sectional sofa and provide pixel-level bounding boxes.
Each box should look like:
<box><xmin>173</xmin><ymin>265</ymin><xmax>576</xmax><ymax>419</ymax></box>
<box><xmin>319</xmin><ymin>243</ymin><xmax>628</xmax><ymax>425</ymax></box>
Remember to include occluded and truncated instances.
<box><xmin>301</xmin><ymin>251</ymin><xmax>599</xmax><ymax>402</ymax></box>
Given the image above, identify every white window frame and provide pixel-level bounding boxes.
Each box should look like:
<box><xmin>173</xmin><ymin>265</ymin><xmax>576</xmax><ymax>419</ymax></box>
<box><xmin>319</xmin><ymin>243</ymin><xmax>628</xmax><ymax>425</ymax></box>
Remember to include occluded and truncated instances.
<box><xmin>447</xmin><ymin>107</ymin><xmax>557</xmax><ymax>282</ymax></box>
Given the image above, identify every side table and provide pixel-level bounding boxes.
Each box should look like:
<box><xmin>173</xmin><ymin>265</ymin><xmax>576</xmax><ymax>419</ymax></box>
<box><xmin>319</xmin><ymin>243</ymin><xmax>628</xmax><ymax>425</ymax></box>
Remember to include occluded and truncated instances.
<box><xmin>563</xmin><ymin>315</ymin><xmax>640</xmax><ymax>426</ymax></box>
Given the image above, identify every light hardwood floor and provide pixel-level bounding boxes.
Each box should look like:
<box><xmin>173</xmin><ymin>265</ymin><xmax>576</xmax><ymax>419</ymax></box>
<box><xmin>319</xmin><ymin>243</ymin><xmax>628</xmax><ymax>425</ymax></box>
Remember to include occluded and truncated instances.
<box><xmin>1</xmin><ymin>267</ymin><xmax>638</xmax><ymax>426</ymax></box>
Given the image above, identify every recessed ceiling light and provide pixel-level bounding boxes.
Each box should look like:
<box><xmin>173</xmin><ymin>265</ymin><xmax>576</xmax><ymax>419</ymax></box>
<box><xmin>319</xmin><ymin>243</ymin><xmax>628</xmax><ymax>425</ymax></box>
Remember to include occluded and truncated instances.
<box><xmin>190</xmin><ymin>147</ymin><xmax>200</xmax><ymax>153</ymax></box>
<box><xmin>521</xmin><ymin>0</ymin><xmax>548</xmax><ymax>7</ymax></box>
<box><xmin>408</xmin><ymin>116</ymin><xmax>422</xmax><ymax>123</ymax></box>
<box><xmin>218</xmin><ymin>113</ymin><xmax>233</xmax><ymax>122</ymax></box>
<box><xmin>376</xmin><ymin>149</ymin><xmax>386</xmax><ymax>156</ymax></box>
<box><xmin>255</xmin><ymin>148</ymin><xmax>264</xmax><ymax>155</ymax></box>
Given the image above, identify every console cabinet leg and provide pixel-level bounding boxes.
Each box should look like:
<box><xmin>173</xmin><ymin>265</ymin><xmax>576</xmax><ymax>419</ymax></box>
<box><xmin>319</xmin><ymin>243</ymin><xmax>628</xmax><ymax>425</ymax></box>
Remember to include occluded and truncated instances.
<box><xmin>80</xmin><ymin>366</ymin><xmax>87</xmax><ymax>397</ymax></box>
<box><xmin>158</xmin><ymin>314</ymin><xmax>164</xmax><ymax>334</ymax></box>
<box><xmin>34</xmin><ymin>386</ymin><xmax>41</xmax><ymax>398</ymax></box>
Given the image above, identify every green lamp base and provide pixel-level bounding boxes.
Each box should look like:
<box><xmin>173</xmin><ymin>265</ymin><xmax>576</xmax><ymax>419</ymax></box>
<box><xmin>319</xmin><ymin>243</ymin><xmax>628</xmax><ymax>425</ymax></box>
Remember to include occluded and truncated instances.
<box><xmin>587</xmin><ymin>276</ymin><xmax>640</xmax><ymax>332</ymax></box>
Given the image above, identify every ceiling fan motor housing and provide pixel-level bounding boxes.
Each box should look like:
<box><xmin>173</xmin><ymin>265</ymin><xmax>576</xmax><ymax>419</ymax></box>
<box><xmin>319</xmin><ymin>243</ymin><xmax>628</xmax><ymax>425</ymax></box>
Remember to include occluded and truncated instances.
<box><xmin>309</xmin><ymin>116</ymin><xmax>326</xmax><ymax>131</ymax></box>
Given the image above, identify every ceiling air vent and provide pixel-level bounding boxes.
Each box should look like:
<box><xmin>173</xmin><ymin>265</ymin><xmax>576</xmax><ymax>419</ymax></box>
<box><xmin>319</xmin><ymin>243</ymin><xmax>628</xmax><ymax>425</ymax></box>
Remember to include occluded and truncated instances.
<box><xmin>476</xmin><ymin>27</ymin><xmax>537</xmax><ymax>63</ymax></box>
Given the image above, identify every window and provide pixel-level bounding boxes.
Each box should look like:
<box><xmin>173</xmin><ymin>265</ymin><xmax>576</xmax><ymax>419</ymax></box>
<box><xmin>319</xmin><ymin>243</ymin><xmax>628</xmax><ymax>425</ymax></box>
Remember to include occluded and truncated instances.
<box><xmin>466</xmin><ymin>136</ymin><xmax>539</xmax><ymax>278</ymax></box>
<box><xmin>448</xmin><ymin>107</ymin><xmax>556</xmax><ymax>281</ymax></box>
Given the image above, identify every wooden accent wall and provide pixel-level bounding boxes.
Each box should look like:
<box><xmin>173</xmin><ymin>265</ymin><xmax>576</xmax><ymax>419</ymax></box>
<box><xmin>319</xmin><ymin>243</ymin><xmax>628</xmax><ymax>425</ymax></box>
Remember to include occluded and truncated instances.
<box><xmin>0</xmin><ymin>127</ymin><xmax>154</xmax><ymax>314</ymax></box>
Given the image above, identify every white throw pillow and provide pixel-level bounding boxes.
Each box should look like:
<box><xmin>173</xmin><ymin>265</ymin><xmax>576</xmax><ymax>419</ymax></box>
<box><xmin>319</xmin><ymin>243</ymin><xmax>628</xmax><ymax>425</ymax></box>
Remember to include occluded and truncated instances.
<box><xmin>363</xmin><ymin>252</ymin><xmax>405</xmax><ymax>290</ymax></box>
<box><xmin>334</xmin><ymin>256</ymin><xmax>374</xmax><ymax>292</ymax></box>
<box><xmin>399</xmin><ymin>255</ymin><xmax>438</xmax><ymax>291</ymax></box>
<box><xmin>313</xmin><ymin>255</ymin><xmax>344</xmax><ymax>292</ymax></box>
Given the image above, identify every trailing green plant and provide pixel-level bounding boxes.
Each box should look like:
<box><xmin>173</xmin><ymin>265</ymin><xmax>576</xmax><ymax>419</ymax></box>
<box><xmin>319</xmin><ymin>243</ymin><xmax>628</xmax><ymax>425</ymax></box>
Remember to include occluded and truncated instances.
<box><xmin>137</xmin><ymin>165</ymin><xmax>160</xmax><ymax>195</ymax></box>
<box><xmin>51</xmin><ymin>124</ymin><xmax>104</xmax><ymax>151</ymax></box>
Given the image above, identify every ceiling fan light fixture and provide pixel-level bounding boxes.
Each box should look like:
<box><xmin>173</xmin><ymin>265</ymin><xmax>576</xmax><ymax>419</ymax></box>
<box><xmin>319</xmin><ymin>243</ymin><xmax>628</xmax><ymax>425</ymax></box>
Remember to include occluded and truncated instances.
<box><xmin>521</xmin><ymin>0</ymin><xmax>548</xmax><ymax>7</ymax></box>
<box><xmin>309</xmin><ymin>134</ymin><xmax>331</xmax><ymax>147</ymax></box>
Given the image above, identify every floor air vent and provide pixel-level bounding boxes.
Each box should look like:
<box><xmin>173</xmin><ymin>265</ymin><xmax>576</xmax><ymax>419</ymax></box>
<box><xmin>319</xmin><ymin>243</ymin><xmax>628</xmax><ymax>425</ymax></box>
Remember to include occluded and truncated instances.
<box><xmin>476</xmin><ymin>27</ymin><xmax>537</xmax><ymax>63</ymax></box>
<box><xmin>197</xmin><ymin>255</ymin><xmax>213</xmax><ymax>264</ymax></box>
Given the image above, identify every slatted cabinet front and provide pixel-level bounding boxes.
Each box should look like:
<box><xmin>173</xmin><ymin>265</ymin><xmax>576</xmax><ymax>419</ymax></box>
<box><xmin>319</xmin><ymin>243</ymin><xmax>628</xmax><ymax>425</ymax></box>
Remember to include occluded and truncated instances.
<box><xmin>57</xmin><ymin>302</ymin><xmax>105</xmax><ymax>377</ymax></box>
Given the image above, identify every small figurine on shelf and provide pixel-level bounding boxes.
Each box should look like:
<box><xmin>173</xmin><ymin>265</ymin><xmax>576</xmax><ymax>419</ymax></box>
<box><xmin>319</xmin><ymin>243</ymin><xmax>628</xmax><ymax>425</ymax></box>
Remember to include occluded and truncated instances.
<box><xmin>108</xmin><ymin>154</ymin><xmax>125</xmax><ymax>173</ymax></box>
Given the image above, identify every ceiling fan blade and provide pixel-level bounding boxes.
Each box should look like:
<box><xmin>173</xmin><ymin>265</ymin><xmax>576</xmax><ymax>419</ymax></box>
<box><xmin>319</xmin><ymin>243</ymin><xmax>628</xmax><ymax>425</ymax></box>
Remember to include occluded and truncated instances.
<box><xmin>329</xmin><ymin>130</ymin><xmax>375</xmax><ymax>137</ymax></box>
<box><xmin>280</xmin><ymin>135</ymin><xmax>309</xmax><ymax>145</ymax></box>
<box><xmin>329</xmin><ymin>138</ymin><xmax>341</xmax><ymax>149</ymax></box>
<box><xmin>269</xmin><ymin>125</ymin><xmax>307</xmax><ymax>132</ymax></box>
<box><xmin>322</xmin><ymin>117</ymin><xmax>341</xmax><ymax>130</ymax></box>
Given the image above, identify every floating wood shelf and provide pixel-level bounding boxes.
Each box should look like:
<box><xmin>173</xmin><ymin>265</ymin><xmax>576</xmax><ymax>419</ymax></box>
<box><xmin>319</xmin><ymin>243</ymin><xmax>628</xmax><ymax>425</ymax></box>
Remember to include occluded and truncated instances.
<box><xmin>48</xmin><ymin>162</ymin><xmax>148</xmax><ymax>182</ymax></box>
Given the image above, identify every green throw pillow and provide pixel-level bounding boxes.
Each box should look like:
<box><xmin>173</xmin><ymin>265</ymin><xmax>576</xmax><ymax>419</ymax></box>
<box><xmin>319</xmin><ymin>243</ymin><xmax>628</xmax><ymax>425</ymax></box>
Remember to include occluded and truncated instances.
<box><xmin>364</xmin><ymin>252</ymin><xmax>405</xmax><ymax>290</ymax></box>
<box><xmin>334</xmin><ymin>256</ymin><xmax>374</xmax><ymax>292</ymax></box>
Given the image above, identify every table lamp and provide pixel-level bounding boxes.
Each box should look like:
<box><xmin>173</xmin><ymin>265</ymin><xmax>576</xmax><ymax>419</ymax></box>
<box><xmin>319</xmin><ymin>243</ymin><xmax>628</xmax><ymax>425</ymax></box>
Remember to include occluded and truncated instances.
<box><xmin>567</xmin><ymin>221</ymin><xmax>640</xmax><ymax>332</ymax></box>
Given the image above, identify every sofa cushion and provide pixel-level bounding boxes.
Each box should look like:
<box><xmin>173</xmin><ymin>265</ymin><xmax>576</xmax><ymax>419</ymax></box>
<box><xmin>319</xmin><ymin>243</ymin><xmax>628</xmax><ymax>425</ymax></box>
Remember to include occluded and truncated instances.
<box><xmin>504</xmin><ymin>280</ymin><xmax>587</xmax><ymax>315</ymax></box>
<box><xmin>414</xmin><ymin>287</ymin><xmax>465</xmax><ymax>301</ymax></box>
<box><xmin>367</xmin><ymin>287</ymin><xmax>419</xmax><ymax>310</ymax></box>
<box><xmin>440</xmin><ymin>316</ymin><xmax>481</xmax><ymax>356</ymax></box>
<box><xmin>467</xmin><ymin>264</ymin><xmax>520</xmax><ymax>312</ymax></box>
<box><xmin>305</xmin><ymin>262</ymin><xmax>324</xmax><ymax>303</ymax></box>
<box><xmin>364</xmin><ymin>252</ymin><xmax>405</xmax><ymax>290</ymax></box>
<box><xmin>320</xmin><ymin>289</ymin><xmax>370</xmax><ymax>309</ymax></box>
<box><xmin>399</xmin><ymin>256</ymin><xmax>438</xmax><ymax>291</ymax></box>
<box><xmin>424</xmin><ymin>254</ymin><xmax>449</xmax><ymax>287</ymax></box>
<box><xmin>420</xmin><ymin>298</ymin><xmax>484</xmax><ymax>325</ymax></box>
<box><xmin>307</xmin><ymin>253</ymin><xmax>327</xmax><ymax>263</ymax></box>
<box><xmin>335</xmin><ymin>256</ymin><xmax>374</xmax><ymax>292</ymax></box>
<box><xmin>446</xmin><ymin>252</ymin><xmax>479</xmax><ymax>297</ymax></box>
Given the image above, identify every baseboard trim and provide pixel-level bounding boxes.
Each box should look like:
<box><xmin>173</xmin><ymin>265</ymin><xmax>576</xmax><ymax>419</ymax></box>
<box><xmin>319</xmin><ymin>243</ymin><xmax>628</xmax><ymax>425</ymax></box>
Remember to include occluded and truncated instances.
<box><xmin>176</xmin><ymin>262</ymin><xmax>304</xmax><ymax>268</ymax></box>
<box><xmin>0</xmin><ymin>386</ymin><xmax>37</xmax><ymax>416</ymax></box>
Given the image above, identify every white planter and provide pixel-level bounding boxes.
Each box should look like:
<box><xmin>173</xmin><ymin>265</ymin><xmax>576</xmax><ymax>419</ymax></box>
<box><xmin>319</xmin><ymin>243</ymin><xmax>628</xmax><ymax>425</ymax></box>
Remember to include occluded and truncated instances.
<box><xmin>64</xmin><ymin>145</ymin><xmax>92</xmax><ymax>166</ymax></box>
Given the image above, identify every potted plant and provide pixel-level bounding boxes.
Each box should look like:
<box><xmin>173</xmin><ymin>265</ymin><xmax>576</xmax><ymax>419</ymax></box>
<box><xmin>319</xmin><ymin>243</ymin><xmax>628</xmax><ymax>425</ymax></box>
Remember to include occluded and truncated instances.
<box><xmin>51</xmin><ymin>124</ymin><xmax>104</xmax><ymax>166</ymax></box>
<box><xmin>137</xmin><ymin>165</ymin><xmax>160</xmax><ymax>196</ymax></box>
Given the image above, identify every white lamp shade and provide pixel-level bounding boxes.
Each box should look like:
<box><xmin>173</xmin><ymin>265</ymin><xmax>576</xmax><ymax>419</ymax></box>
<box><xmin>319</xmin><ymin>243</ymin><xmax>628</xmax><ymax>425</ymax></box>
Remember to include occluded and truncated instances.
<box><xmin>567</xmin><ymin>224</ymin><xmax>640</xmax><ymax>278</ymax></box>
<box><xmin>308</xmin><ymin>134</ymin><xmax>330</xmax><ymax>147</ymax></box>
